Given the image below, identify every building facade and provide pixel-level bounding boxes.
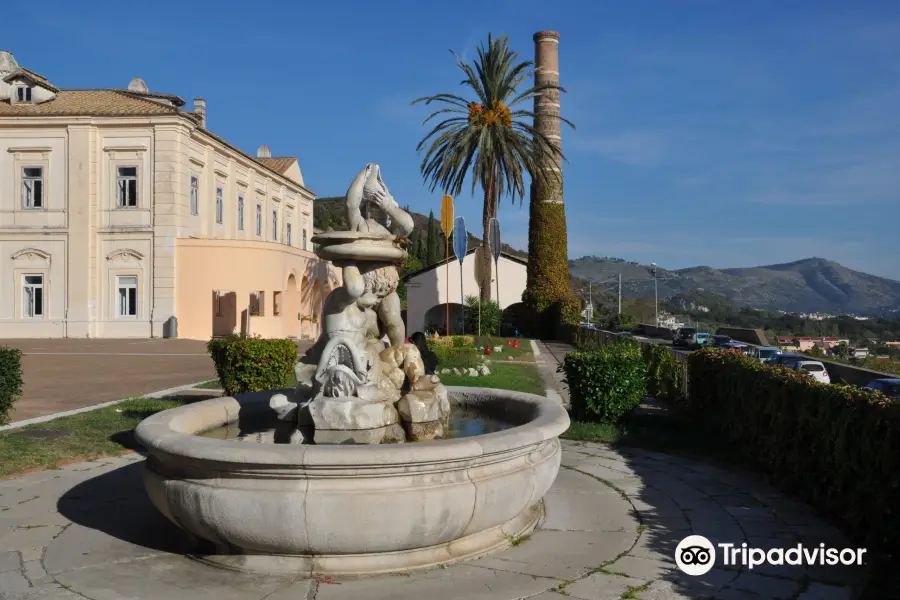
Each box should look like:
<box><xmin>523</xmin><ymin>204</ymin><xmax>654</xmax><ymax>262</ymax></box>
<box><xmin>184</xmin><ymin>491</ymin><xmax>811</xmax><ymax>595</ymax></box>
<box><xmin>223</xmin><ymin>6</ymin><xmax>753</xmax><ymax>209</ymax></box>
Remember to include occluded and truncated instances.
<box><xmin>404</xmin><ymin>249</ymin><xmax>528</xmax><ymax>335</ymax></box>
<box><xmin>0</xmin><ymin>51</ymin><xmax>339</xmax><ymax>340</ymax></box>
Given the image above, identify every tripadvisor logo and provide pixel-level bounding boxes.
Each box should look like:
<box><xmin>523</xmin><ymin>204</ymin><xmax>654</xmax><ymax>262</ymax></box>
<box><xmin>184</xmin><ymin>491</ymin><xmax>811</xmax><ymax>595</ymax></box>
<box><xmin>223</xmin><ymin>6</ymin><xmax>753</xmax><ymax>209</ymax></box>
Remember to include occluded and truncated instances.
<box><xmin>675</xmin><ymin>535</ymin><xmax>866</xmax><ymax>576</ymax></box>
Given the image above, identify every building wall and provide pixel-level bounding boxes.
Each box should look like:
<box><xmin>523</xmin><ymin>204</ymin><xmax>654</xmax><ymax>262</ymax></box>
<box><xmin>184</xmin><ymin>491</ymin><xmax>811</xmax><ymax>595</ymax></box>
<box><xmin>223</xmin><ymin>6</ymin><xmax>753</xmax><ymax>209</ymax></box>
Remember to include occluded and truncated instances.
<box><xmin>405</xmin><ymin>255</ymin><xmax>527</xmax><ymax>334</ymax></box>
<box><xmin>0</xmin><ymin>113</ymin><xmax>325</xmax><ymax>339</ymax></box>
<box><xmin>176</xmin><ymin>238</ymin><xmax>340</xmax><ymax>340</ymax></box>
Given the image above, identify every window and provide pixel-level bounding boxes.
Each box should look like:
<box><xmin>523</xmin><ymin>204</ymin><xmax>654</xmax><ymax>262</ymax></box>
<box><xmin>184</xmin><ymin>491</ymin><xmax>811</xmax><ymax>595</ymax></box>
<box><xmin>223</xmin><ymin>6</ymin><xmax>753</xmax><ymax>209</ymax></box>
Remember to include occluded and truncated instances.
<box><xmin>190</xmin><ymin>176</ymin><xmax>199</xmax><ymax>215</ymax></box>
<box><xmin>22</xmin><ymin>275</ymin><xmax>44</xmax><ymax>319</ymax></box>
<box><xmin>272</xmin><ymin>209</ymin><xmax>278</xmax><ymax>241</ymax></box>
<box><xmin>256</xmin><ymin>204</ymin><xmax>262</xmax><ymax>236</ymax></box>
<box><xmin>21</xmin><ymin>167</ymin><xmax>43</xmax><ymax>209</ymax></box>
<box><xmin>273</xmin><ymin>291</ymin><xmax>282</xmax><ymax>316</ymax></box>
<box><xmin>16</xmin><ymin>86</ymin><xmax>32</xmax><ymax>103</ymax></box>
<box><xmin>116</xmin><ymin>167</ymin><xmax>138</xmax><ymax>207</ymax></box>
<box><xmin>302</xmin><ymin>228</ymin><xmax>308</xmax><ymax>250</ymax></box>
<box><xmin>215</xmin><ymin>187</ymin><xmax>224</xmax><ymax>224</ymax></box>
<box><xmin>237</xmin><ymin>196</ymin><xmax>244</xmax><ymax>231</ymax></box>
<box><xmin>215</xmin><ymin>291</ymin><xmax>223</xmax><ymax>317</ymax></box>
<box><xmin>116</xmin><ymin>275</ymin><xmax>138</xmax><ymax>317</ymax></box>
<box><xmin>249</xmin><ymin>291</ymin><xmax>264</xmax><ymax>316</ymax></box>
<box><xmin>286</xmin><ymin>223</ymin><xmax>292</xmax><ymax>245</ymax></box>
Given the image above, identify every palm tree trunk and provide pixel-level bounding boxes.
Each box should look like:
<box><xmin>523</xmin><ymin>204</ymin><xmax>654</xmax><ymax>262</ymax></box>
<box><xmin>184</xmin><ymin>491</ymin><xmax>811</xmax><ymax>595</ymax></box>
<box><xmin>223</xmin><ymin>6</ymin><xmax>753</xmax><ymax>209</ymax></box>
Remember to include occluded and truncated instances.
<box><xmin>480</xmin><ymin>167</ymin><xmax>496</xmax><ymax>302</ymax></box>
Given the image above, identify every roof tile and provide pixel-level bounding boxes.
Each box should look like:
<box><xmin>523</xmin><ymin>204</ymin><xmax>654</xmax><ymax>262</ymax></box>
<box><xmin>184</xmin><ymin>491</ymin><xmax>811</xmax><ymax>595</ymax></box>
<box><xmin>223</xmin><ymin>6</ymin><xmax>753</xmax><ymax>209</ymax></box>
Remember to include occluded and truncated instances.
<box><xmin>255</xmin><ymin>157</ymin><xmax>297</xmax><ymax>174</ymax></box>
<box><xmin>2</xmin><ymin>67</ymin><xmax>60</xmax><ymax>93</ymax></box>
<box><xmin>0</xmin><ymin>89</ymin><xmax>181</xmax><ymax>116</ymax></box>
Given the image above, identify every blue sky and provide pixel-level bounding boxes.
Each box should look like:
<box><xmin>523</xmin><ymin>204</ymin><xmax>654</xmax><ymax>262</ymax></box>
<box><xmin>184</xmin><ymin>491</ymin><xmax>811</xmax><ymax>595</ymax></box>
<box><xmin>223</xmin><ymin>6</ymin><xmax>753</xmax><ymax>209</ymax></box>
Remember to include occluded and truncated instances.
<box><xmin>6</xmin><ymin>0</ymin><xmax>900</xmax><ymax>278</ymax></box>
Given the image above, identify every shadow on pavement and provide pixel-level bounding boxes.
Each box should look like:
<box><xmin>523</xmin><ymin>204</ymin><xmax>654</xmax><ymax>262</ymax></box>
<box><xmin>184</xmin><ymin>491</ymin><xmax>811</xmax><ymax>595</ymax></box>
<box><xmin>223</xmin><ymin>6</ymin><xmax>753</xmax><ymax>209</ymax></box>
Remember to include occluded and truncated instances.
<box><xmin>57</xmin><ymin>461</ymin><xmax>192</xmax><ymax>555</ymax></box>
<box><xmin>582</xmin><ymin>411</ymin><xmax>873</xmax><ymax>598</ymax></box>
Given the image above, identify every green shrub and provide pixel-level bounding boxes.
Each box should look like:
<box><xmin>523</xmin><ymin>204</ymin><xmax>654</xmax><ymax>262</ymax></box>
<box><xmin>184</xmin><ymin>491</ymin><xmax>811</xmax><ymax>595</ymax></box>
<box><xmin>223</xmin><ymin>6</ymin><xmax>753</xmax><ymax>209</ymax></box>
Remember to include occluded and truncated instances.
<box><xmin>431</xmin><ymin>344</ymin><xmax>483</xmax><ymax>369</ymax></box>
<box><xmin>643</xmin><ymin>345</ymin><xmax>685</xmax><ymax>403</ymax></box>
<box><xmin>451</xmin><ymin>335</ymin><xmax>468</xmax><ymax>348</ymax></box>
<box><xmin>464</xmin><ymin>295</ymin><xmax>502</xmax><ymax>337</ymax></box>
<box><xmin>687</xmin><ymin>347</ymin><xmax>900</xmax><ymax>556</ymax></box>
<box><xmin>207</xmin><ymin>335</ymin><xmax>298</xmax><ymax>396</ymax></box>
<box><xmin>0</xmin><ymin>346</ymin><xmax>24</xmax><ymax>426</ymax></box>
<box><xmin>562</xmin><ymin>341</ymin><xmax>646</xmax><ymax>423</ymax></box>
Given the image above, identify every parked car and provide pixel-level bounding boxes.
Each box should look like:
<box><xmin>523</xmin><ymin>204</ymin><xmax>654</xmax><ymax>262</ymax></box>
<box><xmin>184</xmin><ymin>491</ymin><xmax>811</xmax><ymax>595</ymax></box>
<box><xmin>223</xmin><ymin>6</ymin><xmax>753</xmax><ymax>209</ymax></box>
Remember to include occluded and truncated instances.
<box><xmin>747</xmin><ymin>346</ymin><xmax>782</xmax><ymax>364</ymax></box>
<box><xmin>794</xmin><ymin>360</ymin><xmax>831</xmax><ymax>384</ymax></box>
<box><xmin>672</xmin><ymin>327</ymin><xmax>697</xmax><ymax>347</ymax></box>
<box><xmin>708</xmin><ymin>335</ymin><xmax>732</xmax><ymax>347</ymax></box>
<box><xmin>765</xmin><ymin>353</ymin><xmax>806</xmax><ymax>369</ymax></box>
<box><xmin>719</xmin><ymin>341</ymin><xmax>749</xmax><ymax>355</ymax></box>
<box><xmin>693</xmin><ymin>332</ymin><xmax>711</xmax><ymax>348</ymax></box>
<box><xmin>862</xmin><ymin>378</ymin><xmax>900</xmax><ymax>399</ymax></box>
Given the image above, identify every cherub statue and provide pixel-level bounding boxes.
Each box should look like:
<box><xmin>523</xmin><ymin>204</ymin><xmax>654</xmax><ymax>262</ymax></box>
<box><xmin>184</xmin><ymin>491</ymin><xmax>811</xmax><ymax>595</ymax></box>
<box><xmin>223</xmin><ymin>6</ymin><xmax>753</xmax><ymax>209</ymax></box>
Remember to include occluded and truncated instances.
<box><xmin>305</xmin><ymin>164</ymin><xmax>416</xmax><ymax>403</ymax></box>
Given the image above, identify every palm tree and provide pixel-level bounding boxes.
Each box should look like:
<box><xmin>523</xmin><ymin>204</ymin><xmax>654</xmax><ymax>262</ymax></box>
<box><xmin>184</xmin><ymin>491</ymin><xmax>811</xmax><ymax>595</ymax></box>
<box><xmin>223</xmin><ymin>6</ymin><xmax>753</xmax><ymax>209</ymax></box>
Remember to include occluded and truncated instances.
<box><xmin>413</xmin><ymin>33</ymin><xmax>574</xmax><ymax>301</ymax></box>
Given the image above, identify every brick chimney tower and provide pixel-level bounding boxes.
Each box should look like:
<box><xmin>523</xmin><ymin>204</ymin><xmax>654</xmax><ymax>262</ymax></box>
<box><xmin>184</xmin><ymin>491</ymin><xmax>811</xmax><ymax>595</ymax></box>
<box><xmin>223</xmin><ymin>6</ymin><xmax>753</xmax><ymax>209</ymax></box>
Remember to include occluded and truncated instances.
<box><xmin>525</xmin><ymin>30</ymin><xmax>574</xmax><ymax>333</ymax></box>
<box><xmin>533</xmin><ymin>31</ymin><xmax>563</xmax><ymax>174</ymax></box>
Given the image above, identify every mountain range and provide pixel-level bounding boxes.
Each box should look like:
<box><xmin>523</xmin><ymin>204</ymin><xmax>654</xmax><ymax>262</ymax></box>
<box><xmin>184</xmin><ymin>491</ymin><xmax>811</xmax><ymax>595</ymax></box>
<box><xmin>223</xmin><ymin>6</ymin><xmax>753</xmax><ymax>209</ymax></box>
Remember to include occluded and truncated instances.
<box><xmin>569</xmin><ymin>256</ymin><xmax>900</xmax><ymax>316</ymax></box>
<box><xmin>313</xmin><ymin>198</ymin><xmax>900</xmax><ymax>316</ymax></box>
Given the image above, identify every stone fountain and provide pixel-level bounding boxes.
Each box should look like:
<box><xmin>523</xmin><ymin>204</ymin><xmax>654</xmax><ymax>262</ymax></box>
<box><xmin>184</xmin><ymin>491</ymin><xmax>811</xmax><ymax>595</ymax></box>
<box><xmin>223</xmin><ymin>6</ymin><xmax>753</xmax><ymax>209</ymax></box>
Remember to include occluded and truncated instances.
<box><xmin>270</xmin><ymin>163</ymin><xmax>450</xmax><ymax>445</ymax></box>
<box><xmin>134</xmin><ymin>164</ymin><xmax>570</xmax><ymax>577</ymax></box>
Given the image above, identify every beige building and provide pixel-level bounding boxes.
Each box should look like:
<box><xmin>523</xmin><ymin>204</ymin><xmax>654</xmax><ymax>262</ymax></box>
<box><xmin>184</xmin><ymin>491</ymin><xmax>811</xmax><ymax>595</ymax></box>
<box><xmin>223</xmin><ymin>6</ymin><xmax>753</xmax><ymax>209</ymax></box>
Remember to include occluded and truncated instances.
<box><xmin>404</xmin><ymin>249</ymin><xmax>528</xmax><ymax>335</ymax></box>
<box><xmin>0</xmin><ymin>51</ymin><xmax>339</xmax><ymax>340</ymax></box>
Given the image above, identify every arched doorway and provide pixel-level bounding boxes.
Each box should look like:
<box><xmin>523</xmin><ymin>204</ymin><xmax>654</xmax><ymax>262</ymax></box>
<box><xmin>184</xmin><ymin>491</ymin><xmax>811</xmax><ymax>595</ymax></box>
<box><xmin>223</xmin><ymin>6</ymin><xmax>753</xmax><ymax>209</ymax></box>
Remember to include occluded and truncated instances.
<box><xmin>300</xmin><ymin>275</ymin><xmax>311</xmax><ymax>339</ymax></box>
<box><xmin>284</xmin><ymin>273</ymin><xmax>301</xmax><ymax>339</ymax></box>
<box><xmin>501</xmin><ymin>302</ymin><xmax>528</xmax><ymax>336</ymax></box>
<box><xmin>424</xmin><ymin>303</ymin><xmax>465</xmax><ymax>336</ymax></box>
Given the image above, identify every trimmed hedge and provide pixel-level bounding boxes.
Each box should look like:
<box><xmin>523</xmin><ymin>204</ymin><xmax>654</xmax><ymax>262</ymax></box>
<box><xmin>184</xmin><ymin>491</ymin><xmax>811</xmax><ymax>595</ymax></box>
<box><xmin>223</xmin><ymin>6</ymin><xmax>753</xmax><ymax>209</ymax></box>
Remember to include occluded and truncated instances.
<box><xmin>0</xmin><ymin>346</ymin><xmax>24</xmax><ymax>426</ymax></box>
<box><xmin>562</xmin><ymin>341</ymin><xmax>646</xmax><ymax>423</ymax></box>
<box><xmin>207</xmin><ymin>336</ymin><xmax>298</xmax><ymax>396</ymax></box>
<box><xmin>643</xmin><ymin>345</ymin><xmax>684</xmax><ymax>403</ymax></box>
<box><xmin>429</xmin><ymin>335</ymin><xmax>475</xmax><ymax>348</ymax></box>
<box><xmin>428</xmin><ymin>343</ymin><xmax>483</xmax><ymax>369</ymax></box>
<box><xmin>687</xmin><ymin>347</ymin><xmax>900</xmax><ymax>555</ymax></box>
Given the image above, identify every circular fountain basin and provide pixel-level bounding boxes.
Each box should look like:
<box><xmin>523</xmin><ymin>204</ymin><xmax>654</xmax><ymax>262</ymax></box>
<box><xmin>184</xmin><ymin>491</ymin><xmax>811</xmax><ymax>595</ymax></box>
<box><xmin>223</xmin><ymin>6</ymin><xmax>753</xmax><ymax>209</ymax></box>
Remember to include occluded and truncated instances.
<box><xmin>134</xmin><ymin>387</ymin><xmax>569</xmax><ymax>576</ymax></box>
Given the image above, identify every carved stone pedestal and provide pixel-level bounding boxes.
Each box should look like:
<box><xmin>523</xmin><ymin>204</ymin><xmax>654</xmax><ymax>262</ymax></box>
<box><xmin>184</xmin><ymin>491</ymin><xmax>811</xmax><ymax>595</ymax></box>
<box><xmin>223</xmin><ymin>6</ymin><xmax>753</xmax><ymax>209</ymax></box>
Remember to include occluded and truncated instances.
<box><xmin>308</xmin><ymin>396</ymin><xmax>403</xmax><ymax>445</ymax></box>
<box><xmin>397</xmin><ymin>383</ymin><xmax>451</xmax><ymax>442</ymax></box>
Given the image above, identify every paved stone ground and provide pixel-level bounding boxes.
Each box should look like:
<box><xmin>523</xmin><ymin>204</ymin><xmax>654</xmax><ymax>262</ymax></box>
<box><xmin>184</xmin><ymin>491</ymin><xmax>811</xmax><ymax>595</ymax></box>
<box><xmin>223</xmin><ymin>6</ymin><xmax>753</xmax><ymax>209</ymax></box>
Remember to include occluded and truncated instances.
<box><xmin>535</xmin><ymin>340</ymin><xmax>573</xmax><ymax>407</ymax></box>
<box><xmin>3</xmin><ymin>339</ymin><xmax>311</xmax><ymax>423</ymax></box>
<box><xmin>0</xmin><ymin>441</ymin><xmax>867</xmax><ymax>599</ymax></box>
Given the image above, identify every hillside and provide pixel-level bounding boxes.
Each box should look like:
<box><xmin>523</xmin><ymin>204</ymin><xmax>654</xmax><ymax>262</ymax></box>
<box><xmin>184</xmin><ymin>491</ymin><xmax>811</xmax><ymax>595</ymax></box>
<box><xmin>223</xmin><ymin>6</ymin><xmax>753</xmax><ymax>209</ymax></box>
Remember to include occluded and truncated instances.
<box><xmin>570</xmin><ymin>256</ymin><xmax>900</xmax><ymax>316</ymax></box>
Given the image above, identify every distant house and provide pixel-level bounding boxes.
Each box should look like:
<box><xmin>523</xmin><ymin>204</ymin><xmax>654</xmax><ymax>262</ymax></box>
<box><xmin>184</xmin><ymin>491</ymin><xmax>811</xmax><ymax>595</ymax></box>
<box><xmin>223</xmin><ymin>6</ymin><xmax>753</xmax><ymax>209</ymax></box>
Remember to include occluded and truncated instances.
<box><xmin>403</xmin><ymin>249</ymin><xmax>527</xmax><ymax>335</ymax></box>
<box><xmin>775</xmin><ymin>336</ymin><xmax>850</xmax><ymax>351</ymax></box>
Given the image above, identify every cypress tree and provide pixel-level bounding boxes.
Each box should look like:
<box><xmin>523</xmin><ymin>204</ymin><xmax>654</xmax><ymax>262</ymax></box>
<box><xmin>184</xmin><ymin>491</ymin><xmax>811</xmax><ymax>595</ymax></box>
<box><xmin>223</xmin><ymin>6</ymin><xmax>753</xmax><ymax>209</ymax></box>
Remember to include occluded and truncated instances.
<box><xmin>426</xmin><ymin>210</ymin><xmax>441</xmax><ymax>265</ymax></box>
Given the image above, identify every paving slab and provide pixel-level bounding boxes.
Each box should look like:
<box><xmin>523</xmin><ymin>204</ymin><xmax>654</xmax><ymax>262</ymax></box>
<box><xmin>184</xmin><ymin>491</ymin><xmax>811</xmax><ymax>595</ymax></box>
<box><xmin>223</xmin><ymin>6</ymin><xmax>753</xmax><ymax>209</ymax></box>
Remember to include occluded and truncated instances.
<box><xmin>565</xmin><ymin>571</ymin><xmax>649</xmax><ymax>600</ymax></box>
<box><xmin>0</xmin><ymin>440</ymin><xmax>869</xmax><ymax>599</ymax></box>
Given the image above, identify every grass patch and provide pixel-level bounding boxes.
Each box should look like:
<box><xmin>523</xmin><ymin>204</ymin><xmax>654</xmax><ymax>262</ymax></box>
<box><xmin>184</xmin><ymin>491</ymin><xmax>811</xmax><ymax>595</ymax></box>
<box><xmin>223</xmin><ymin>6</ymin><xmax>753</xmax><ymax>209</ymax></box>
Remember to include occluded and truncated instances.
<box><xmin>196</xmin><ymin>379</ymin><xmax>224</xmax><ymax>389</ymax></box>
<box><xmin>562</xmin><ymin>420</ymin><xmax>622</xmax><ymax>443</ymax></box>
<box><xmin>0</xmin><ymin>397</ymin><xmax>189</xmax><ymax>478</ymax></box>
<box><xmin>476</xmin><ymin>336</ymin><xmax>535</xmax><ymax>361</ymax></box>
<box><xmin>440</xmin><ymin>363</ymin><xmax>545</xmax><ymax>396</ymax></box>
<box><xmin>563</xmin><ymin>411</ymin><xmax>755</xmax><ymax>468</ymax></box>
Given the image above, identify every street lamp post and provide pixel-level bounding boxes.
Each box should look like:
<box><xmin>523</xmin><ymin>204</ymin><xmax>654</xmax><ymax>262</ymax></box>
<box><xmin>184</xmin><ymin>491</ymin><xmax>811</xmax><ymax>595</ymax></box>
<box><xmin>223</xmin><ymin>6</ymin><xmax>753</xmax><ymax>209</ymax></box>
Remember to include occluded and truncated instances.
<box><xmin>651</xmin><ymin>263</ymin><xmax>658</xmax><ymax>326</ymax></box>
